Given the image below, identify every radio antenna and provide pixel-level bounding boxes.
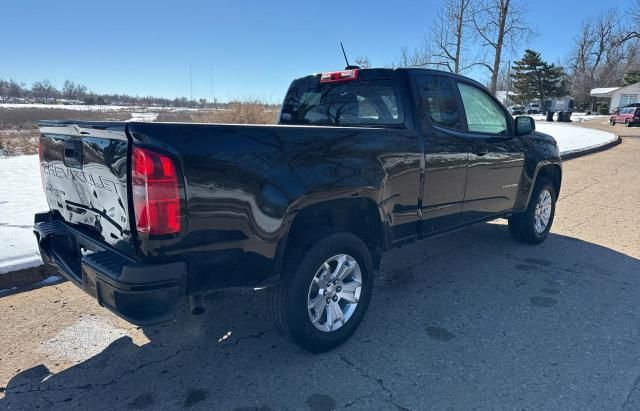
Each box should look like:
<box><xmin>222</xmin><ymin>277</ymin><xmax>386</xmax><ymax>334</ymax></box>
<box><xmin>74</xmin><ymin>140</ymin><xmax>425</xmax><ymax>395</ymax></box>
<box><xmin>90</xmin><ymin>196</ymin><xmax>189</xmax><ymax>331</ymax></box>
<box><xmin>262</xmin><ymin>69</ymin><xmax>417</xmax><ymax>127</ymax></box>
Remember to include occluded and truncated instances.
<box><xmin>340</xmin><ymin>42</ymin><xmax>360</xmax><ymax>70</ymax></box>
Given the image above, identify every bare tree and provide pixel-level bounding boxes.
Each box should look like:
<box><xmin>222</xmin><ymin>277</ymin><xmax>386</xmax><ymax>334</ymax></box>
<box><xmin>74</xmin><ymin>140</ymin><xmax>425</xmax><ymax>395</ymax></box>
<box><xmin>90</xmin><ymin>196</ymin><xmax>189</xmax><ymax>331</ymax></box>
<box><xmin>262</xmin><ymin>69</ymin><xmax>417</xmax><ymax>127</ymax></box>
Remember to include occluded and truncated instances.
<box><xmin>31</xmin><ymin>80</ymin><xmax>58</xmax><ymax>103</ymax></box>
<box><xmin>567</xmin><ymin>10</ymin><xmax>640</xmax><ymax>107</ymax></box>
<box><xmin>62</xmin><ymin>80</ymin><xmax>76</xmax><ymax>99</ymax></box>
<box><xmin>393</xmin><ymin>43</ymin><xmax>432</xmax><ymax>68</ymax></box>
<box><xmin>392</xmin><ymin>0</ymin><xmax>474</xmax><ymax>73</ymax></box>
<box><xmin>618</xmin><ymin>0</ymin><xmax>640</xmax><ymax>43</ymax></box>
<box><xmin>429</xmin><ymin>0</ymin><xmax>474</xmax><ymax>73</ymax></box>
<box><xmin>355</xmin><ymin>56</ymin><xmax>372</xmax><ymax>68</ymax></box>
<box><xmin>472</xmin><ymin>0</ymin><xmax>533</xmax><ymax>94</ymax></box>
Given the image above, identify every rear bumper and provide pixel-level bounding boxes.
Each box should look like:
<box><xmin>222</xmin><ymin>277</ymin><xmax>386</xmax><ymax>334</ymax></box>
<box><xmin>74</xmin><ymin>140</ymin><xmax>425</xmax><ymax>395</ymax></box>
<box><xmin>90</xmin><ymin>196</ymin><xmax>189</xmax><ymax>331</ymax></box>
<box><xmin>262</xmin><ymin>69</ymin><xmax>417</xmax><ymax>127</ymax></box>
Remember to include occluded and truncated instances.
<box><xmin>34</xmin><ymin>212</ymin><xmax>186</xmax><ymax>325</ymax></box>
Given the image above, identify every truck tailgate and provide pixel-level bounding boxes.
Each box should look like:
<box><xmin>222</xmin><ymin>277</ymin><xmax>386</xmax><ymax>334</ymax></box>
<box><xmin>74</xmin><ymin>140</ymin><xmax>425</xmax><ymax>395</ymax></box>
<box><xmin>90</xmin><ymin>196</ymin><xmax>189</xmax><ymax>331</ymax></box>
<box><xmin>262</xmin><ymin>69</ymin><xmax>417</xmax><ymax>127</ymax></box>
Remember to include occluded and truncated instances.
<box><xmin>38</xmin><ymin>121</ymin><xmax>135</xmax><ymax>256</ymax></box>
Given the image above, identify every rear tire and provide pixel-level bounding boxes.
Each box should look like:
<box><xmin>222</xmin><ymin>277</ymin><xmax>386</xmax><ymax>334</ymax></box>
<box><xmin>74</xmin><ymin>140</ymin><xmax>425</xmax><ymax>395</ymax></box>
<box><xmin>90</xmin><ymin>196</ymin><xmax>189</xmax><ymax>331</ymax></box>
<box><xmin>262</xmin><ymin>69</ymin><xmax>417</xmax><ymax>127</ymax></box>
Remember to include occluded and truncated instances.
<box><xmin>609</xmin><ymin>118</ymin><xmax>615</xmax><ymax>126</ymax></box>
<box><xmin>625</xmin><ymin>119</ymin><xmax>631</xmax><ymax>127</ymax></box>
<box><xmin>267</xmin><ymin>230</ymin><xmax>374</xmax><ymax>353</ymax></box>
<box><xmin>508</xmin><ymin>178</ymin><xmax>557</xmax><ymax>244</ymax></box>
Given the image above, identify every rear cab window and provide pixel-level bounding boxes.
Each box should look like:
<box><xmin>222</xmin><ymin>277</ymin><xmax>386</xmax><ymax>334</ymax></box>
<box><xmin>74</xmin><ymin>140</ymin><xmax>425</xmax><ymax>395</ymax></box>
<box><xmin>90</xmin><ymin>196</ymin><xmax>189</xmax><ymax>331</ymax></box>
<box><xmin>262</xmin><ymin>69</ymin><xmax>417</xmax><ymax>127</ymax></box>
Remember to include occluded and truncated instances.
<box><xmin>280</xmin><ymin>70</ymin><xmax>405</xmax><ymax>127</ymax></box>
<box><xmin>414</xmin><ymin>75</ymin><xmax>462</xmax><ymax>130</ymax></box>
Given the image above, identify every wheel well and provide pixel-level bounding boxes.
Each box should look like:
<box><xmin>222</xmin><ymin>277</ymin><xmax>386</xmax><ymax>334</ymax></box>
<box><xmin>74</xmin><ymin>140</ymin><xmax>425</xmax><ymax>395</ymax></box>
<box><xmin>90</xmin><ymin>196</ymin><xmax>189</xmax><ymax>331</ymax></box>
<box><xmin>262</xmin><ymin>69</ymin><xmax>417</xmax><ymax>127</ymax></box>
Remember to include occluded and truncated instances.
<box><xmin>537</xmin><ymin>164</ymin><xmax>562</xmax><ymax>196</ymax></box>
<box><xmin>285</xmin><ymin>198</ymin><xmax>383</xmax><ymax>265</ymax></box>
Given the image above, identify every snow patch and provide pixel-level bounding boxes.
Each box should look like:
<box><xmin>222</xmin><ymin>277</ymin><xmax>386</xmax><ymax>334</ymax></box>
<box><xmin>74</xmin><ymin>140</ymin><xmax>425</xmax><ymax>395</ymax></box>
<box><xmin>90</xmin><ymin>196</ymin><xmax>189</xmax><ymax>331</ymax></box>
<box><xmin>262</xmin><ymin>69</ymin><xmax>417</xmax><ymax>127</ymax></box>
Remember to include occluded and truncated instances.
<box><xmin>0</xmin><ymin>155</ymin><xmax>48</xmax><ymax>274</ymax></box>
<box><xmin>128</xmin><ymin>112</ymin><xmax>158</xmax><ymax>122</ymax></box>
<box><xmin>0</xmin><ymin>103</ymin><xmax>201</xmax><ymax>112</ymax></box>
<box><xmin>528</xmin><ymin>113</ymin><xmax>609</xmax><ymax>123</ymax></box>
<box><xmin>36</xmin><ymin>275</ymin><xmax>63</xmax><ymax>286</ymax></box>
<box><xmin>535</xmin><ymin>123</ymin><xmax>618</xmax><ymax>155</ymax></box>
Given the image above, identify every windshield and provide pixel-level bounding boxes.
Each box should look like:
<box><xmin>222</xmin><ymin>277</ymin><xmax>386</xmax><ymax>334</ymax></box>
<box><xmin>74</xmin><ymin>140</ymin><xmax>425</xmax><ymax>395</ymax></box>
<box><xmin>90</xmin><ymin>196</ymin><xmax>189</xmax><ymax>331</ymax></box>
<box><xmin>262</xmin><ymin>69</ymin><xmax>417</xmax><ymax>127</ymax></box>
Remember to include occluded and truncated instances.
<box><xmin>280</xmin><ymin>77</ymin><xmax>404</xmax><ymax>126</ymax></box>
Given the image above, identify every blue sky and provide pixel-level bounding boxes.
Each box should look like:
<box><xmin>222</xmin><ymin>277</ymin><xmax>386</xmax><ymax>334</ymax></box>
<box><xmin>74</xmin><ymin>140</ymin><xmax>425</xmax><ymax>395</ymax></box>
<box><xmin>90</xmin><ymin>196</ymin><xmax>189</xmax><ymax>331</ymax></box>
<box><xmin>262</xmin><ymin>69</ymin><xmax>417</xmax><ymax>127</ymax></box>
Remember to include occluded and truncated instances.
<box><xmin>0</xmin><ymin>0</ymin><xmax>628</xmax><ymax>102</ymax></box>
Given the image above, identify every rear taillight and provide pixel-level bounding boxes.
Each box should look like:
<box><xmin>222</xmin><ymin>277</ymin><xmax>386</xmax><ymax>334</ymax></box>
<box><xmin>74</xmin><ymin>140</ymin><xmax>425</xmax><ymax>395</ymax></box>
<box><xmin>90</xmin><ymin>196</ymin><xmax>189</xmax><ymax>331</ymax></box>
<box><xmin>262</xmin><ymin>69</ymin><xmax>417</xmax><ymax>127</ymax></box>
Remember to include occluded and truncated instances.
<box><xmin>320</xmin><ymin>69</ymin><xmax>358</xmax><ymax>83</ymax></box>
<box><xmin>132</xmin><ymin>147</ymin><xmax>181</xmax><ymax>235</ymax></box>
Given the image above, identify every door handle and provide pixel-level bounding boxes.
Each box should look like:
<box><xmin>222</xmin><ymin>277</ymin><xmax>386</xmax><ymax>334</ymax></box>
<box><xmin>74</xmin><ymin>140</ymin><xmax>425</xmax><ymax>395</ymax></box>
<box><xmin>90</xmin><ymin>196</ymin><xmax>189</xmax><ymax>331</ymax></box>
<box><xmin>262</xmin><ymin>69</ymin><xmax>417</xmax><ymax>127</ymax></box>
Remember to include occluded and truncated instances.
<box><xmin>472</xmin><ymin>146</ymin><xmax>489</xmax><ymax>156</ymax></box>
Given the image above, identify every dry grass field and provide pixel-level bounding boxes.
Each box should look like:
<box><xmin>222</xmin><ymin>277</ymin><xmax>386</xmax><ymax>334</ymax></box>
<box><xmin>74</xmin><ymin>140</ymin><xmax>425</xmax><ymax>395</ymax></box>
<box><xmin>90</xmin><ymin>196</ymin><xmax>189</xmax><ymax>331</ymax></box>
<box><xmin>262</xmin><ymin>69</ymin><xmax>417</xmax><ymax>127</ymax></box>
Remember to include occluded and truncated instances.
<box><xmin>0</xmin><ymin>102</ymin><xmax>279</xmax><ymax>156</ymax></box>
<box><xmin>0</xmin><ymin>108</ymin><xmax>131</xmax><ymax>156</ymax></box>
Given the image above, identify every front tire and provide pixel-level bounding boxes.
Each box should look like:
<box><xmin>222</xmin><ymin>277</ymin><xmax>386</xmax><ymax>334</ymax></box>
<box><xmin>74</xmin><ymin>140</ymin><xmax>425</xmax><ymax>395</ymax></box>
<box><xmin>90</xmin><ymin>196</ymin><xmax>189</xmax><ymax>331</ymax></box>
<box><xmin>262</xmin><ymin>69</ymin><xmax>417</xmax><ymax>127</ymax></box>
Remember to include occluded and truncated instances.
<box><xmin>267</xmin><ymin>231</ymin><xmax>374</xmax><ymax>353</ymax></box>
<box><xmin>508</xmin><ymin>178</ymin><xmax>557</xmax><ymax>244</ymax></box>
<box><xmin>625</xmin><ymin>119</ymin><xmax>631</xmax><ymax>127</ymax></box>
<box><xmin>609</xmin><ymin>118</ymin><xmax>615</xmax><ymax>126</ymax></box>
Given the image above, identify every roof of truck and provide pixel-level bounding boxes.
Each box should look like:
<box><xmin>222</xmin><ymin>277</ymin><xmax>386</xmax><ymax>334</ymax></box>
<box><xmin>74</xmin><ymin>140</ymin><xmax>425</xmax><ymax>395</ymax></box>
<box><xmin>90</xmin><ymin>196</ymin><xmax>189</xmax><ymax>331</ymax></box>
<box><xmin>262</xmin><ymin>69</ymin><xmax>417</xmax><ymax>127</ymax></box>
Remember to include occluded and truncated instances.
<box><xmin>294</xmin><ymin>67</ymin><xmax>487</xmax><ymax>90</ymax></box>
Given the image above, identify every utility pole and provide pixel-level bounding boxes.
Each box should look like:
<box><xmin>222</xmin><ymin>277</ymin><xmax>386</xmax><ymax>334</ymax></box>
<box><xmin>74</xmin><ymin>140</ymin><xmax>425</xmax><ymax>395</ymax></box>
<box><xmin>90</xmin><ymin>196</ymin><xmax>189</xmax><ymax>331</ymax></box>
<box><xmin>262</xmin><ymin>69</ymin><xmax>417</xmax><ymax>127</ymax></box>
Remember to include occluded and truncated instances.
<box><xmin>209</xmin><ymin>64</ymin><xmax>214</xmax><ymax>107</ymax></box>
<box><xmin>506</xmin><ymin>60</ymin><xmax>511</xmax><ymax>105</ymax></box>
<box><xmin>189</xmin><ymin>63</ymin><xmax>193</xmax><ymax>102</ymax></box>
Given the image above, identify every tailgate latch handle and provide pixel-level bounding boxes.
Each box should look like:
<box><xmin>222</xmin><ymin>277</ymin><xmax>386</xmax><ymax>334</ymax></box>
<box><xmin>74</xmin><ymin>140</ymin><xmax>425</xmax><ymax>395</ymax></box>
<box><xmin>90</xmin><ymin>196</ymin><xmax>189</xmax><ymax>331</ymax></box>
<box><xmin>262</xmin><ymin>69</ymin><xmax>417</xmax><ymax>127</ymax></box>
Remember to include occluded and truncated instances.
<box><xmin>64</xmin><ymin>139</ymin><xmax>83</xmax><ymax>168</ymax></box>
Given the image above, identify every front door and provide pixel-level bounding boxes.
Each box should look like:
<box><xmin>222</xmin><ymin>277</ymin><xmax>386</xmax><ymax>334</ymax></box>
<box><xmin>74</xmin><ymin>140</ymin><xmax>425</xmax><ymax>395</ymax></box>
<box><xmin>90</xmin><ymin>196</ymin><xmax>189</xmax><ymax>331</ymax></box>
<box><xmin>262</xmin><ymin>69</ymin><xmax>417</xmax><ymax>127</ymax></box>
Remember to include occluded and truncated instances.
<box><xmin>455</xmin><ymin>81</ymin><xmax>525</xmax><ymax>220</ymax></box>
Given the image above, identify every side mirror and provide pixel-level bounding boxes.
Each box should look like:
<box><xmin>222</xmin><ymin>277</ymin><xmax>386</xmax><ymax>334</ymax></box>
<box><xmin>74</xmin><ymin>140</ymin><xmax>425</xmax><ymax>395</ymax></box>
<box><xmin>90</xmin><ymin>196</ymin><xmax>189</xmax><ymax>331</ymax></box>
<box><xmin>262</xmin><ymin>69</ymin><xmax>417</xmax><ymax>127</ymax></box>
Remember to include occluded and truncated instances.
<box><xmin>515</xmin><ymin>116</ymin><xmax>535</xmax><ymax>136</ymax></box>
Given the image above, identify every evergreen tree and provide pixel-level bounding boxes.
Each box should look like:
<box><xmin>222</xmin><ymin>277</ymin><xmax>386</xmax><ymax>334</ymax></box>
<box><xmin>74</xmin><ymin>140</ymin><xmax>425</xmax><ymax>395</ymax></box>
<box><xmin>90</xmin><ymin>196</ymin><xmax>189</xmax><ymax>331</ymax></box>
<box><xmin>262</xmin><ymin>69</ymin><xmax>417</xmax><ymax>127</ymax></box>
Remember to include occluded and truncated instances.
<box><xmin>511</xmin><ymin>49</ymin><xmax>567</xmax><ymax>104</ymax></box>
<box><xmin>624</xmin><ymin>69</ymin><xmax>640</xmax><ymax>85</ymax></box>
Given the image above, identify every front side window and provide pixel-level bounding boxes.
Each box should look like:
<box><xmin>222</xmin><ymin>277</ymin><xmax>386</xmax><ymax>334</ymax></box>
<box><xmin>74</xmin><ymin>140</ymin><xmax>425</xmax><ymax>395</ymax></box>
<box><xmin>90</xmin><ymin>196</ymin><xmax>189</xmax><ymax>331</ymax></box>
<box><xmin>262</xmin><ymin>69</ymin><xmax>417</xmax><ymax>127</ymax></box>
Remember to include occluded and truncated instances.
<box><xmin>457</xmin><ymin>82</ymin><xmax>508</xmax><ymax>135</ymax></box>
<box><xmin>416</xmin><ymin>75</ymin><xmax>461</xmax><ymax>130</ymax></box>
<box><xmin>280</xmin><ymin>79</ymin><xmax>403</xmax><ymax>126</ymax></box>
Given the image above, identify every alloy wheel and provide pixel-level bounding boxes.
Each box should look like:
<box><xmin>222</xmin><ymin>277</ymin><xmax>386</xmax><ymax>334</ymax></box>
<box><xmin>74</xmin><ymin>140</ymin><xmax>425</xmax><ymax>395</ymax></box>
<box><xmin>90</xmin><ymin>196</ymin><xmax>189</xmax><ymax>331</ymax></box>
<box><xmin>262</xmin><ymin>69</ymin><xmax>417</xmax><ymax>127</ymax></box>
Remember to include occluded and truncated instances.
<box><xmin>307</xmin><ymin>254</ymin><xmax>362</xmax><ymax>332</ymax></box>
<box><xmin>534</xmin><ymin>189</ymin><xmax>553</xmax><ymax>234</ymax></box>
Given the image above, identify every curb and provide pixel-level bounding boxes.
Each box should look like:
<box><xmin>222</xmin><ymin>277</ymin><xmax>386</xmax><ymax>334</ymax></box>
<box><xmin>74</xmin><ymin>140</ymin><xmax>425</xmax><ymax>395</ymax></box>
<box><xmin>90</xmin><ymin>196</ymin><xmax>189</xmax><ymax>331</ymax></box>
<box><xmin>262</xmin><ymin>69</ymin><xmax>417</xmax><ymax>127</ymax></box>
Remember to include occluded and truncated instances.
<box><xmin>0</xmin><ymin>264</ymin><xmax>58</xmax><ymax>291</ymax></box>
<box><xmin>560</xmin><ymin>135</ymin><xmax>622</xmax><ymax>160</ymax></box>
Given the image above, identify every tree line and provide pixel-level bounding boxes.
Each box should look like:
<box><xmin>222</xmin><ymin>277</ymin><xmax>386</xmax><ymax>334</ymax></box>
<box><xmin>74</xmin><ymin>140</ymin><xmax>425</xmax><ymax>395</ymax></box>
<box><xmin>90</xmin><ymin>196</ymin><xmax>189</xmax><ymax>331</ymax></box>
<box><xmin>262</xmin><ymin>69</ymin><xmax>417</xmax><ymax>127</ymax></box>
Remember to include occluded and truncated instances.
<box><xmin>0</xmin><ymin>79</ymin><xmax>216</xmax><ymax>108</ymax></box>
<box><xmin>389</xmin><ymin>0</ymin><xmax>640</xmax><ymax>109</ymax></box>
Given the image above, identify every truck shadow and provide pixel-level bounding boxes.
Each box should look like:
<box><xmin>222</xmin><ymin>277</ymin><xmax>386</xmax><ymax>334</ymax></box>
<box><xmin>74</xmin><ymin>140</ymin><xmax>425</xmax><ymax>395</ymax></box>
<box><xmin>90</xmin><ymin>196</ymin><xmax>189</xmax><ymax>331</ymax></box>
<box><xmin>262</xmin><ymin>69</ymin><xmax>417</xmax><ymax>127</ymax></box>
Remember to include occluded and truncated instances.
<box><xmin>3</xmin><ymin>222</ymin><xmax>640</xmax><ymax>409</ymax></box>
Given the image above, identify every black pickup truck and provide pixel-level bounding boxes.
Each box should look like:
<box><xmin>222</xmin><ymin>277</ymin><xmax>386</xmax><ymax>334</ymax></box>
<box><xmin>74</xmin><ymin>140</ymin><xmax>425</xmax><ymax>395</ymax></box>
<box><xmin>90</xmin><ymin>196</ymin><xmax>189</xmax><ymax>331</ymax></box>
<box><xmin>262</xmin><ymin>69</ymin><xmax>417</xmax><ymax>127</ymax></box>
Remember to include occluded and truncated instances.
<box><xmin>34</xmin><ymin>68</ymin><xmax>561</xmax><ymax>352</ymax></box>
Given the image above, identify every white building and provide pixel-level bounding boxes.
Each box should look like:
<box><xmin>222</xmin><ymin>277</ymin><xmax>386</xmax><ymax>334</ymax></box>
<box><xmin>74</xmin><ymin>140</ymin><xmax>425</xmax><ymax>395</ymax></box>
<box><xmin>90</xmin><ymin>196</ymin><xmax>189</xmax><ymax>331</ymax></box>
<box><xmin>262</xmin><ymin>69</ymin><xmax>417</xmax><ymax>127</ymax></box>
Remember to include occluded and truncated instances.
<box><xmin>590</xmin><ymin>82</ymin><xmax>640</xmax><ymax>112</ymax></box>
<box><xmin>495</xmin><ymin>90</ymin><xmax>517</xmax><ymax>106</ymax></box>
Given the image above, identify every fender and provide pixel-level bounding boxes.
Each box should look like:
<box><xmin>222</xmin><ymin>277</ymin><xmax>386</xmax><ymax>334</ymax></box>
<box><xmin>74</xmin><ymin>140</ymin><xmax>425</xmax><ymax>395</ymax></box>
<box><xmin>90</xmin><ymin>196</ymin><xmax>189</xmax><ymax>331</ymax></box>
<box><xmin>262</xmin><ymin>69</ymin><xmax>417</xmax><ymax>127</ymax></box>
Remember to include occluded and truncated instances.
<box><xmin>258</xmin><ymin>190</ymin><xmax>391</xmax><ymax>289</ymax></box>
<box><xmin>517</xmin><ymin>160</ymin><xmax>563</xmax><ymax>211</ymax></box>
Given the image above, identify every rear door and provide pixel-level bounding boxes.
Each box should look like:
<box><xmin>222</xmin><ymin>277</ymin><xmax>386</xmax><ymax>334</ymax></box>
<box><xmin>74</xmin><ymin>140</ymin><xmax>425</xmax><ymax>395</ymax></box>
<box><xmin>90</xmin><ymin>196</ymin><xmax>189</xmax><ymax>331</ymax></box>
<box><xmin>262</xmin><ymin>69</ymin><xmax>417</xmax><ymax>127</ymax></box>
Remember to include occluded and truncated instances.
<box><xmin>454</xmin><ymin>81</ymin><xmax>525</xmax><ymax>220</ymax></box>
<box><xmin>39</xmin><ymin>121</ymin><xmax>135</xmax><ymax>255</ymax></box>
<box><xmin>413</xmin><ymin>74</ymin><xmax>469</xmax><ymax>235</ymax></box>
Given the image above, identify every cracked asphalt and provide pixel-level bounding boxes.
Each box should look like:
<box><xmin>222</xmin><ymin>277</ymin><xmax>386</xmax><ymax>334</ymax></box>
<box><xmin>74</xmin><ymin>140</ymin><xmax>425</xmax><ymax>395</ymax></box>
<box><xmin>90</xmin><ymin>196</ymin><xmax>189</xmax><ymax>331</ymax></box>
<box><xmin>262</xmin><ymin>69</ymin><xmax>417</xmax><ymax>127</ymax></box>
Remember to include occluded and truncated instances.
<box><xmin>1</xmin><ymin>123</ymin><xmax>639</xmax><ymax>410</ymax></box>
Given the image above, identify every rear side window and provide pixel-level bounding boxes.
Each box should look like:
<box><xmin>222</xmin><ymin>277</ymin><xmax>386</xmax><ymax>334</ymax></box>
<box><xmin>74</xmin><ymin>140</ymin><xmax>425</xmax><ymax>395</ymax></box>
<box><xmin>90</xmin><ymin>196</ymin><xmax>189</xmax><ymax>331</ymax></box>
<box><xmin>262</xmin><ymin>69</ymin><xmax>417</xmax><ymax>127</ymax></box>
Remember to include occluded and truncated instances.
<box><xmin>457</xmin><ymin>82</ymin><xmax>508</xmax><ymax>135</ymax></box>
<box><xmin>280</xmin><ymin>78</ymin><xmax>404</xmax><ymax>126</ymax></box>
<box><xmin>415</xmin><ymin>75</ymin><xmax>461</xmax><ymax>130</ymax></box>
